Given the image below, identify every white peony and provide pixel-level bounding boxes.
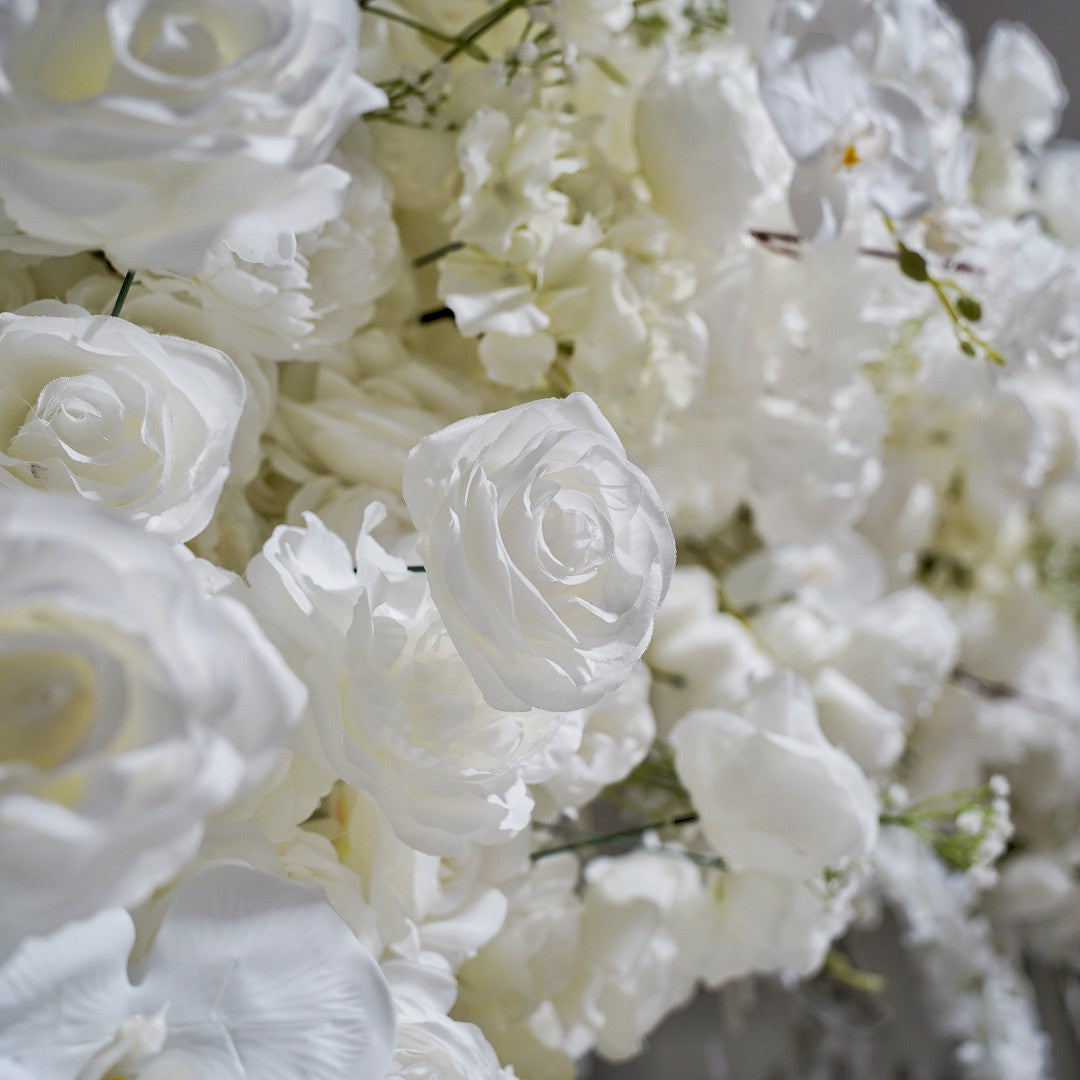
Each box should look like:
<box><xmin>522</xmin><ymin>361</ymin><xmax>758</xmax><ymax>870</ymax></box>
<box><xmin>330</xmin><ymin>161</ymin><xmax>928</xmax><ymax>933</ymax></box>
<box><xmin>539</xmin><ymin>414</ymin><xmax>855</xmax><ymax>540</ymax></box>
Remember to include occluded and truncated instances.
<box><xmin>244</xmin><ymin>511</ymin><xmax>572</xmax><ymax>855</ymax></box>
<box><xmin>0</xmin><ymin>490</ymin><xmax>304</xmax><ymax>958</ymax></box>
<box><xmin>335</xmin><ymin>787</ymin><xmax>526</xmax><ymax>969</ymax></box>
<box><xmin>403</xmin><ymin>394</ymin><xmax>675</xmax><ymax>712</ymax></box>
<box><xmin>833</xmin><ymin>586</ymin><xmax>959</xmax><ymax>720</ymax></box>
<box><xmin>0</xmin><ymin>0</ymin><xmax>385</xmax><ymax>273</ymax></box>
<box><xmin>454</xmin><ymin>854</ymin><xmax>583</xmax><ymax>1080</ymax></box>
<box><xmin>0</xmin><ymin>302</ymin><xmax>244</xmax><ymax>542</ymax></box>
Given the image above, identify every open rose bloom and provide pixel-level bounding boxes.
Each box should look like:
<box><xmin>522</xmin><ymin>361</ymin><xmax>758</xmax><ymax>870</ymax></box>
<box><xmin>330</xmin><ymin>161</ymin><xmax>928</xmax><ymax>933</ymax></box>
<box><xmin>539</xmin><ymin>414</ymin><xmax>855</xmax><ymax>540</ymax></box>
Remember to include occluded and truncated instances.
<box><xmin>3</xmin><ymin>1</ymin><xmax>1080</xmax><ymax>1078</ymax></box>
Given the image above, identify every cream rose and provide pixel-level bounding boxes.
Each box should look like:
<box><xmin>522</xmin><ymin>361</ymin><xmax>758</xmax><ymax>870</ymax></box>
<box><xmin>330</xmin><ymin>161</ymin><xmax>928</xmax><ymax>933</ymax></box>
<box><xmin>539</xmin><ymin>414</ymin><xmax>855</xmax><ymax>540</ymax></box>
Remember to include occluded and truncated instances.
<box><xmin>0</xmin><ymin>0</ymin><xmax>385</xmax><ymax>273</ymax></box>
<box><xmin>402</xmin><ymin>393</ymin><xmax>675</xmax><ymax>712</ymax></box>
<box><xmin>0</xmin><ymin>302</ymin><xmax>244</xmax><ymax>542</ymax></box>
<box><xmin>0</xmin><ymin>489</ymin><xmax>304</xmax><ymax>959</ymax></box>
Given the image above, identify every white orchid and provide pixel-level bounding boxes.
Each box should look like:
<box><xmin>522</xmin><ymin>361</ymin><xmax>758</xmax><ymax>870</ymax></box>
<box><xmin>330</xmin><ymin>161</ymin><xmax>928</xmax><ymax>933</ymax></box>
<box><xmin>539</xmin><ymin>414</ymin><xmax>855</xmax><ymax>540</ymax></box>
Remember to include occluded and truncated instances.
<box><xmin>759</xmin><ymin>0</ymin><xmax>937</xmax><ymax>240</ymax></box>
<box><xmin>0</xmin><ymin>864</ymin><xmax>395</xmax><ymax>1080</ymax></box>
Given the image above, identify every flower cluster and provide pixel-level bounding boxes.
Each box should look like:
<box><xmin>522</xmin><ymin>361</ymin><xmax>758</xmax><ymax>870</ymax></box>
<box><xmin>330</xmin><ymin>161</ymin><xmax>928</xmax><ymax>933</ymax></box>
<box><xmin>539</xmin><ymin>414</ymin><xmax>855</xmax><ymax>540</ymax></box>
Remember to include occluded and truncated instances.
<box><xmin>2</xmin><ymin>1</ymin><xmax>1080</xmax><ymax>1078</ymax></box>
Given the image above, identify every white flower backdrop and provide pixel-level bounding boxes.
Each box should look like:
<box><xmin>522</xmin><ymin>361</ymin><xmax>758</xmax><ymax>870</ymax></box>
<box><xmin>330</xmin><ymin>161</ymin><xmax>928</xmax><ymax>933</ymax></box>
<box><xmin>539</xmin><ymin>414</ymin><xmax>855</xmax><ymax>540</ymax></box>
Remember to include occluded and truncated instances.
<box><xmin>0</xmin><ymin>2</ymin><xmax>1079</xmax><ymax>1078</ymax></box>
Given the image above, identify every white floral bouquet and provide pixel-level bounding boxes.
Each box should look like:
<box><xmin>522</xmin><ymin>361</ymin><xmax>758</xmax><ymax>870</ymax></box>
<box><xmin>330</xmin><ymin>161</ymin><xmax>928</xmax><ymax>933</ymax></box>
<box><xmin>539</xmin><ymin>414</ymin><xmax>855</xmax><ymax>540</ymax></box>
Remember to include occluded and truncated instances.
<box><xmin>1</xmin><ymin>1</ymin><xmax>1078</xmax><ymax>1078</ymax></box>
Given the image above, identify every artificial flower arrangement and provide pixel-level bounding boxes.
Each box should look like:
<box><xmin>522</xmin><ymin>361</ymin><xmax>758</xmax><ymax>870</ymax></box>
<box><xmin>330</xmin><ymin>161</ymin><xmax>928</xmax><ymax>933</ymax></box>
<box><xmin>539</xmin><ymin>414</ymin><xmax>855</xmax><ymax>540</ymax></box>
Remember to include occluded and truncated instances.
<box><xmin>0</xmin><ymin>1</ymin><xmax>1078</xmax><ymax>1077</ymax></box>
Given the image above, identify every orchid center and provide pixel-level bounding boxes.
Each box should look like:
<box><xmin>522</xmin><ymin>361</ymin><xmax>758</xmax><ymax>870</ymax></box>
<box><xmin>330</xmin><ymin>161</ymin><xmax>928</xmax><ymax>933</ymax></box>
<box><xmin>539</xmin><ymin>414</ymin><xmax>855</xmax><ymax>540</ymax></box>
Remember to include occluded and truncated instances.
<box><xmin>832</xmin><ymin>115</ymin><xmax>887</xmax><ymax>175</ymax></box>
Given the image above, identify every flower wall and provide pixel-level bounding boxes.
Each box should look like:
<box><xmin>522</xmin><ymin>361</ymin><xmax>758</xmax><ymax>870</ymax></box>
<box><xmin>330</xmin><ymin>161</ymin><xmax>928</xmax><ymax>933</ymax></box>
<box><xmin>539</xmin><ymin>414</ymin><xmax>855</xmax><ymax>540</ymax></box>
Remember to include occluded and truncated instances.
<box><xmin>1</xmin><ymin>2</ymin><xmax>1079</xmax><ymax>1078</ymax></box>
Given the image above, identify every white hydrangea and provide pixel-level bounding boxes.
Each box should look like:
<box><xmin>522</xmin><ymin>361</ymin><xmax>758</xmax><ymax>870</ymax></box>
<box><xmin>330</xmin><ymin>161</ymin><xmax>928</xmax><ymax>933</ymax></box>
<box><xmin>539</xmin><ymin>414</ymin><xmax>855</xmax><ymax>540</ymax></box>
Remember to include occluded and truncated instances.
<box><xmin>670</xmin><ymin>672</ymin><xmax>880</xmax><ymax>880</ymax></box>
<box><xmin>548</xmin><ymin>851</ymin><xmax>700</xmax><ymax>1062</ymax></box>
<box><xmin>976</xmin><ymin>23</ymin><xmax>1066</xmax><ymax>150</ymax></box>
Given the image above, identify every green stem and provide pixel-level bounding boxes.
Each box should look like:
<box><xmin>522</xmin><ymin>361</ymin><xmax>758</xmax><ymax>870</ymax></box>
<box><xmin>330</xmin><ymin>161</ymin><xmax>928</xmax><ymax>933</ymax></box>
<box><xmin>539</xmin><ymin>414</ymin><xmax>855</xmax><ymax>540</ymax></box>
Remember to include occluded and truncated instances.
<box><xmin>360</xmin><ymin>1</ymin><xmax>489</xmax><ymax>56</ymax></box>
<box><xmin>531</xmin><ymin>812</ymin><xmax>700</xmax><ymax>861</ymax></box>
<box><xmin>413</xmin><ymin>240</ymin><xmax>465</xmax><ymax>268</ymax></box>
<box><xmin>441</xmin><ymin>0</ymin><xmax>528</xmax><ymax>64</ymax></box>
<box><xmin>825</xmin><ymin>950</ymin><xmax>886</xmax><ymax>994</ymax></box>
<box><xmin>951</xmin><ymin>667</ymin><xmax>1071</xmax><ymax>718</ymax></box>
<box><xmin>110</xmin><ymin>269</ymin><xmax>136</xmax><ymax>318</ymax></box>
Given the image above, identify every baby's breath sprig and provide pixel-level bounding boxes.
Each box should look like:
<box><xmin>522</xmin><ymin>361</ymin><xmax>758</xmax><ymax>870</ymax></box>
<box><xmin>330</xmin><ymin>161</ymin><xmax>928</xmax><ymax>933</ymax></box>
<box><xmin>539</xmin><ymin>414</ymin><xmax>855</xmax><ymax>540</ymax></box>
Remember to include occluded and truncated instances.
<box><xmin>881</xmin><ymin>777</ymin><xmax>1013</xmax><ymax>886</ymax></box>
<box><xmin>683</xmin><ymin>0</ymin><xmax>729</xmax><ymax>37</ymax></box>
<box><xmin>631</xmin><ymin>0</ymin><xmax>729</xmax><ymax>44</ymax></box>
<box><xmin>362</xmin><ymin>0</ymin><xmax>559</xmax><ymax>126</ymax></box>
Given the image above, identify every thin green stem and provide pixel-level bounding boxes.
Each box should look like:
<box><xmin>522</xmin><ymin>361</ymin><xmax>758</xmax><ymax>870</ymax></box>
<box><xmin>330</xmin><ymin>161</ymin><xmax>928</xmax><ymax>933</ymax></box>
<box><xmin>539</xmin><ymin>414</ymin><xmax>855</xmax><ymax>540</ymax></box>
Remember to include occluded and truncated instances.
<box><xmin>413</xmin><ymin>240</ymin><xmax>465</xmax><ymax>268</ymax></box>
<box><xmin>441</xmin><ymin>0</ymin><xmax>529</xmax><ymax>64</ymax></box>
<box><xmin>531</xmin><ymin>812</ymin><xmax>700</xmax><ymax>861</ymax></box>
<box><xmin>951</xmin><ymin>667</ymin><xmax>1073</xmax><ymax>719</ymax></box>
<box><xmin>359</xmin><ymin>1</ymin><xmax>478</xmax><ymax>49</ymax></box>
<box><xmin>825</xmin><ymin>950</ymin><xmax>886</xmax><ymax>994</ymax></box>
<box><xmin>110</xmin><ymin>269</ymin><xmax>136</xmax><ymax>318</ymax></box>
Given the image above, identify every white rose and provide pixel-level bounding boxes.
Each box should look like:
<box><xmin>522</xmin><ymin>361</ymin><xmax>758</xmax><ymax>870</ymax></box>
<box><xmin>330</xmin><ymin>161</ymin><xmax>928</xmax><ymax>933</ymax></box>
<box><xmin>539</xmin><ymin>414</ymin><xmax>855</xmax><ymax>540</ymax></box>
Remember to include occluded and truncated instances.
<box><xmin>0</xmin><ymin>302</ymin><xmax>244</xmax><ymax>543</ymax></box>
<box><xmin>669</xmin><ymin>672</ymin><xmax>879</xmax><ymax>880</ymax></box>
<box><xmin>0</xmin><ymin>0</ymin><xmax>386</xmax><ymax>273</ymax></box>
<box><xmin>402</xmin><ymin>394</ymin><xmax>675</xmax><ymax>712</ymax></box>
<box><xmin>0</xmin><ymin>490</ymin><xmax>304</xmax><ymax>959</ymax></box>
